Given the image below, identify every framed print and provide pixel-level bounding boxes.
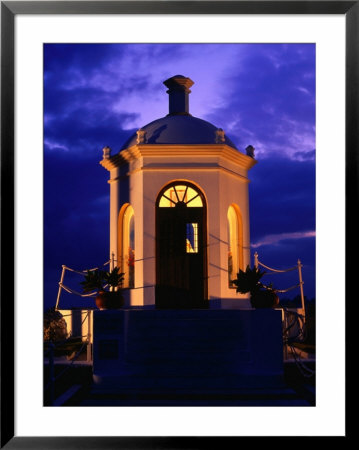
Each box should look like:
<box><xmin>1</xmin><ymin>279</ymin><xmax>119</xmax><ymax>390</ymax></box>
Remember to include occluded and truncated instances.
<box><xmin>1</xmin><ymin>1</ymin><xmax>355</xmax><ymax>447</ymax></box>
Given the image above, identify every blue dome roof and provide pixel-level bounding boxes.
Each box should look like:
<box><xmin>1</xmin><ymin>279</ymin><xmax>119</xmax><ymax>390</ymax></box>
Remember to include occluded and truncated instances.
<box><xmin>121</xmin><ymin>115</ymin><xmax>238</xmax><ymax>150</ymax></box>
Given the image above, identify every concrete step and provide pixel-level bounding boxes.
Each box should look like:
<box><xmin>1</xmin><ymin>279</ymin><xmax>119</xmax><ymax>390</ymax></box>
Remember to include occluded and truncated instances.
<box><xmin>92</xmin><ymin>373</ymin><xmax>284</xmax><ymax>390</ymax></box>
<box><xmin>79</xmin><ymin>397</ymin><xmax>310</xmax><ymax>406</ymax></box>
<box><xmin>78</xmin><ymin>383</ymin><xmax>310</xmax><ymax>406</ymax></box>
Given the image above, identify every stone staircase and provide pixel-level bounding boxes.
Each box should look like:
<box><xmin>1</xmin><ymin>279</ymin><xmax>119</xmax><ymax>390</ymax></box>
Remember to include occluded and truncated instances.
<box><xmin>91</xmin><ymin>309</ymin><xmax>284</xmax><ymax>396</ymax></box>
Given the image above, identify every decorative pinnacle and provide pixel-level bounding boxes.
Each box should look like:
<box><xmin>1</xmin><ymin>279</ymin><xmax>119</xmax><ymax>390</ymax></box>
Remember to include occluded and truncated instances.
<box><xmin>215</xmin><ymin>129</ymin><xmax>225</xmax><ymax>144</ymax></box>
<box><xmin>136</xmin><ymin>129</ymin><xmax>146</xmax><ymax>144</ymax></box>
<box><xmin>246</xmin><ymin>145</ymin><xmax>255</xmax><ymax>158</ymax></box>
<box><xmin>102</xmin><ymin>146</ymin><xmax>111</xmax><ymax>159</ymax></box>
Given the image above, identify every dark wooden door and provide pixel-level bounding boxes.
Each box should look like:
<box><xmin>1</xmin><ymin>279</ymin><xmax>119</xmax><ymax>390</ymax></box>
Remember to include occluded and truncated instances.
<box><xmin>156</xmin><ymin>202</ymin><xmax>207</xmax><ymax>308</ymax></box>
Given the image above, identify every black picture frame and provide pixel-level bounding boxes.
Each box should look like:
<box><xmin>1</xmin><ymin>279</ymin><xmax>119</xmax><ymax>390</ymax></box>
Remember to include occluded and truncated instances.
<box><xmin>1</xmin><ymin>1</ymin><xmax>354</xmax><ymax>447</ymax></box>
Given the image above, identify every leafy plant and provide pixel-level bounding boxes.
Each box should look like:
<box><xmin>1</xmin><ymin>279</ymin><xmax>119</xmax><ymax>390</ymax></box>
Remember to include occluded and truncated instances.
<box><xmin>43</xmin><ymin>307</ymin><xmax>68</xmax><ymax>342</ymax></box>
<box><xmin>232</xmin><ymin>265</ymin><xmax>266</xmax><ymax>295</ymax></box>
<box><xmin>80</xmin><ymin>267</ymin><xmax>124</xmax><ymax>293</ymax></box>
<box><xmin>233</xmin><ymin>265</ymin><xmax>279</xmax><ymax>308</ymax></box>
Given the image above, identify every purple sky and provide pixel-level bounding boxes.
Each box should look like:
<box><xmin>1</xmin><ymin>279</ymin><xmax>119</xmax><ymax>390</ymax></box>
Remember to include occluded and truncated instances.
<box><xmin>44</xmin><ymin>43</ymin><xmax>315</xmax><ymax>310</ymax></box>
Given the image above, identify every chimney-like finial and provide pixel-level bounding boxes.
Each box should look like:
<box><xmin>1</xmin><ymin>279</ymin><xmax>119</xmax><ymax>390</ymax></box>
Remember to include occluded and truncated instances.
<box><xmin>163</xmin><ymin>75</ymin><xmax>194</xmax><ymax>116</ymax></box>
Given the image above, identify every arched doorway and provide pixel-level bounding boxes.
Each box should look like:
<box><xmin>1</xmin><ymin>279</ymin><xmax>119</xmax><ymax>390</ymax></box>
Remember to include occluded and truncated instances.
<box><xmin>155</xmin><ymin>181</ymin><xmax>208</xmax><ymax>308</ymax></box>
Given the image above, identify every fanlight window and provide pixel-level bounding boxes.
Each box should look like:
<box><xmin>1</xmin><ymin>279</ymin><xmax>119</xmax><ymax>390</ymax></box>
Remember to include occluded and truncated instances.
<box><xmin>159</xmin><ymin>184</ymin><xmax>203</xmax><ymax>207</ymax></box>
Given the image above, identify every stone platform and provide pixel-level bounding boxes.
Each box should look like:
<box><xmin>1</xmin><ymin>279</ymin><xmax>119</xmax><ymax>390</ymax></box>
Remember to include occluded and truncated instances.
<box><xmin>92</xmin><ymin>308</ymin><xmax>284</xmax><ymax>393</ymax></box>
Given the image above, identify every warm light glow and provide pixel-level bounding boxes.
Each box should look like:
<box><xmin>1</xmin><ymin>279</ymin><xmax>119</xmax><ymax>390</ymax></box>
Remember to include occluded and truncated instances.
<box><xmin>172</xmin><ymin>184</ymin><xmax>187</xmax><ymax>202</ymax></box>
<box><xmin>159</xmin><ymin>184</ymin><xmax>203</xmax><ymax>207</ymax></box>
<box><xmin>227</xmin><ymin>204</ymin><xmax>243</xmax><ymax>286</ymax></box>
<box><xmin>122</xmin><ymin>205</ymin><xmax>135</xmax><ymax>288</ymax></box>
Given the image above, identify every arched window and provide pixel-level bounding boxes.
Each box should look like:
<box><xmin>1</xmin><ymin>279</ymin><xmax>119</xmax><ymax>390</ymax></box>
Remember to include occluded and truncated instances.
<box><xmin>227</xmin><ymin>204</ymin><xmax>243</xmax><ymax>287</ymax></box>
<box><xmin>120</xmin><ymin>204</ymin><xmax>135</xmax><ymax>288</ymax></box>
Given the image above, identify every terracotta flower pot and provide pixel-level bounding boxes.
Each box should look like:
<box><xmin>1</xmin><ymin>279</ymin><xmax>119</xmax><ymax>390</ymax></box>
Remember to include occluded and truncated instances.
<box><xmin>95</xmin><ymin>291</ymin><xmax>124</xmax><ymax>310</ymax></box>
<box><xmin>250</xmin><ymin>289</ymin><xmax>279</xmax><ymax>308</ymax></box>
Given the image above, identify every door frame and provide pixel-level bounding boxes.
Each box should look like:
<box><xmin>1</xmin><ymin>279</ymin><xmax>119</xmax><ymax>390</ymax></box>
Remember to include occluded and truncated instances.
<box><xmin>155</xmin><ymin>180</ymin><xmax>208</xmax><ymax>306</ymax></box>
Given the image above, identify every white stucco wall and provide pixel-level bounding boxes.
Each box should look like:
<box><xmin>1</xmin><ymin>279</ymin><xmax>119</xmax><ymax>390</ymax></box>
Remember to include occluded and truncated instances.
<box><xmin>109</xmin><ymin>167</ymin><xmax>120</xmax><ymax>265</ymax></box>
<box><xmin>219</xmin><ymin>170</ymin><xmax>251</xmax><ymax>308</ymax></box>
<box><xmin>103</xmin><ymin>145</ymin><xmax>256</xmax><ymax>308</ymax></box>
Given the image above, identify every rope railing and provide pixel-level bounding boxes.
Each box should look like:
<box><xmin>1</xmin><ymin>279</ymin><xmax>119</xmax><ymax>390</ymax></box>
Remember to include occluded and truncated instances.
<box><xmin>63</xmin><ymin>260</ymin><xmax>111</xmax><ymax>275</ymax></box>
<box><xmin>257</xmin><ymin>261</ymin><xmax>297</xmax><ymax>273</ymax></box>
<box><xmin>283</xmin><ymin>311</ymin><xmax>314</xmax><ymax>378</ymax></box>
<box><xmin>261</xmin><ymin>282</ymin><xmax>302</xmax><ymax>294</ymax></box>
<box><xmin>255</xmin><ymin>252</ymin><xmax>310</xmax><ymax>373</ymax></box>
<box><xmin>282</xmin><ymin>308</ymin><xmax>305</xmax><ymax>339</ymax></box>
<box><xmin>288</xmin><ymin>344</ymin><xmax>315</xmax><ymax>378</ymax></box>
<box><xmin>55</xmin><ymin>254</ymin><xmax>117</xmax><ymax>310</ymax></box>
<box><xmin>282</xmin><ymin>308</ymin><xmax>314</xmax><ymax>379</ymax></box>
<box><xmin>59</xmin><ymin>282</ymin><xmax>97</xmax><ymax>298</ymax></box>
<box><xmin>254</xmin><ymin>251</ymin><xmax>306</xmax><ymax>320</ymax></box>
<box><xmin>275</xmin><ymin>283</ymin><xmax>302</xmax><ymax>294</ymax></box>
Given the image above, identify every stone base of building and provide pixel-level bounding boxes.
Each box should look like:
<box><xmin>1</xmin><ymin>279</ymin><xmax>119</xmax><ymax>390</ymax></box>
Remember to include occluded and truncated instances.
<box><xmin>92</xmin><ymin>308</ymin><xmax>284</xmax><ymax>391</ymax></box>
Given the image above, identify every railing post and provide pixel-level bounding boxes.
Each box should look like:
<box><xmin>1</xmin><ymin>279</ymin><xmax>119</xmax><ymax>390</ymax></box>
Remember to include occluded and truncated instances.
<box><xmin>55</xmin><ymin>265</ymin><xmax>66</xmax><ymax>310</ymax></box>
<box><xmin>48</xmin><ymin>341</ymin><xmax>55</xmax><ymax>406</ymax></box>
<box><xmin>254</xmin><ymin>251</ymin><xmax>258</xmax><ymax>269</ymax></box>
<box><xmin>297</xmin><ymin>259</ymin><xmax>306</xmax><ymax>322</ymax></box>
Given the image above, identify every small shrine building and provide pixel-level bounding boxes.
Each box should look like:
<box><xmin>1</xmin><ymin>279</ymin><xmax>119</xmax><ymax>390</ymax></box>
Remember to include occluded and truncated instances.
<box><xmin>100</xmin><ymin>75</ymin><xmax>257</xmax><ymax>309</ymax></box>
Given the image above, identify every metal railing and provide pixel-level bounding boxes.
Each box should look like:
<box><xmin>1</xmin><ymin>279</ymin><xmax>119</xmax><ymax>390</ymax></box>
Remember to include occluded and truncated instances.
<box><xmin>44</xmin><ymin>311</ymin><xmax>92</xmax><ymax>406</ymax></box>
<box><xmin>55</xmin><ymin>254</ymin><xmax>118</xmax><ymax>310</ymax></box>
<box><xmin>254</xmin><ymin>251</ymin><xmax>306</xmax><ymax>321</ymax></box>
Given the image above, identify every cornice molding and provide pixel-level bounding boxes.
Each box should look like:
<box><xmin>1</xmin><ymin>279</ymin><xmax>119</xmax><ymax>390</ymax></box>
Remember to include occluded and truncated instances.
<box><xmin>100</xmin><ymin>144</ymin><xmax>257</xmax><ymax>172</ymax></box>
<box><xmin>108</xmin><ymin>164</ymin><xmax>250</xmax><ymax>184</ymax></box>
<box><xmin>99</xmin><ymin>152</ymin><xmax>126</xmax><ymax>171</ymax></box>
<box><xmin>141</xmin><ymin>165</ymin><xmax>250</xmax><ymax>183</ymax></box>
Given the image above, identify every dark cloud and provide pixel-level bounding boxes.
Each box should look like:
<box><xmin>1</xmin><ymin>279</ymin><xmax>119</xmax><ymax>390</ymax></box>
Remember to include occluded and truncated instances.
<box><xmin>206</xmin><ymin>44</ymin><xmax>315</xmax><ymax>158</ymax></box>
<box><xmin>247</xmin><ymin>155</ymin><xmax>316</xmax><ymax>300</ymax></box>
<box><xmin>44</xmin><ymin>43</ymin><xmax>126</xmax><ymax>78</ymax></box>
<box><xmin>249</xmin><ymin>156</ymin><xmax>315</xmax><ymax>241</ymax></box>
<box><xmin>294</xmin><ymin>150</ymin><xmax>316</xmax><ymax>161</ymax></box>
<box><xmin>44</xmin><ymin>153</ymin><xmax>109</xmax><ymax>261</ymax></box>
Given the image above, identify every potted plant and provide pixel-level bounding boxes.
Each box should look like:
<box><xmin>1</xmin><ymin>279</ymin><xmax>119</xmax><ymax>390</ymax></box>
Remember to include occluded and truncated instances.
<box><xmin>80</xmin><ymin>266</ymin><xmax>125</xmax><ymax>310</ymax></box>
<box><xmin>232</xmin><ymin>265</ymin><xmax>279</xmax><ymax>308</ymax></box>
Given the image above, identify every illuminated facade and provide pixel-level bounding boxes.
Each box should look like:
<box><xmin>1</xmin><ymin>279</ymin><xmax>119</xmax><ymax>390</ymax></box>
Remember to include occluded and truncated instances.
<box><xmin>101</xmin><ymin>75</ymin><xmax>257</xmax><ymax>308</ymax></box>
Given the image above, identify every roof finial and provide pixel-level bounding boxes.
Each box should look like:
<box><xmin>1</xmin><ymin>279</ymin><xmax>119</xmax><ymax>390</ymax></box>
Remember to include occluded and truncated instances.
<box><xmin>163</xmin><ymin>75</ymin><xmax>194</xmax><ymax>116</ymax></box>
<box><xmin>215</xmin><ymin>128</ymin><xmax>225</xmax><ymax>144</ymax></box>
<box><xmin>102</xmin><ymin>146</ymin><xmax>111</xmax><ymax>159</ymax></box>
<box><xmin>246</xmin><ymin>145</ymin><xmax>255</xmax><ymax>158</ymax></box>
<box><xmin>136</xmin><ymin>129</ymin><xmax>146</xmax><ymax>144</ymax></box>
